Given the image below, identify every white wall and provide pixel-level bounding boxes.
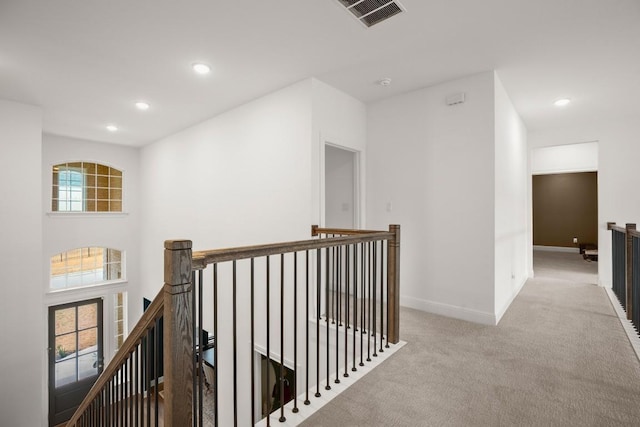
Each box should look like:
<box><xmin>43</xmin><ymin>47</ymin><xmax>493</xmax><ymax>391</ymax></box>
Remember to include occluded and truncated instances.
<box><xmin>41</xmin><ymin>134</ymin><xmax>141</xmax><ymax>356</ymax></box>
<box><xmin>140</xmin><ymin>79</ymin><xmax>314</xmax><ymax>297</ymax></box>
<box><xmin>367</xmin><ymin>72</ymin><xmax>498</xmax><ymax>324</ymax></box>
<box><xmin>529</xmin><ymin>119</ymin><xmax>640</xmax><ymax>288</ymax></box>
<box><xmin>312</xmin><ymin>79</ymin><xmax>367</xmax><ymax>227</ymax></box>
<box><xmin>325</xmin><ymin>145</ymin><xmax>355</xmax><ymax>228</ymax></box>
<box><xmin>531</xmin><ymin>141</ymin><xmax>598</xmax><ymax>175</ymax></box>
<box><xmin>140</xmin><ymin>80</ymin><xmax>315</xmax><ymax>426</ymax></box>
<box><xmin>493</xmin><ymin>74</ymin><xmax>528</xmax><ymax>322</ymax></box>
<box><xmin>0</xmin><ymin>99</ymin><xmax>44</xmax><ymax>426</ymax></box>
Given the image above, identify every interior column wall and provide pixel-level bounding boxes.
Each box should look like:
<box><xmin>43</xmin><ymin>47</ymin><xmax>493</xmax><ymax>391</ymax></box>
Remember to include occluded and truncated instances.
<box><xmin>493</xmin><ymin>73</ymin><xmax>528</xmax><ymax>322</ymax></box>
<box><xmin>366</xmin><ymin>72</ymin><xmax>497</xmax><ymax>324</ymax></box>
<box><xmin>0</xmin><ymin>99</ymin><xmax>44</xmax><ymax>426</ymax></box>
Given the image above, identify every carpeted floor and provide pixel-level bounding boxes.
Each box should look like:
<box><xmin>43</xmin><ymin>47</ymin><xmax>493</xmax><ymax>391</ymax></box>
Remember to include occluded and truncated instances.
<box><xmin>300</xmin><ymin>252</ymin><xmax>640</xmax><ymax>426</ymax></box>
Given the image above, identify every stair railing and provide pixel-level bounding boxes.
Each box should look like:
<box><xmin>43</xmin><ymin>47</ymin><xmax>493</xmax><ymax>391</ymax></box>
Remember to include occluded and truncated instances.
<box><xmin>67</xmin><ymin>224</ymin><xmax>401</xmax><ymax>426</ymax></box>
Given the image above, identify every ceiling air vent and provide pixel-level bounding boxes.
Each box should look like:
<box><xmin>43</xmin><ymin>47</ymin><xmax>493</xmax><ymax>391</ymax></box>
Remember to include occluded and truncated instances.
<box><xmin>336</xmin><ymin>0</ymin><xmax>405</xmax><ymax>28</ymax></box>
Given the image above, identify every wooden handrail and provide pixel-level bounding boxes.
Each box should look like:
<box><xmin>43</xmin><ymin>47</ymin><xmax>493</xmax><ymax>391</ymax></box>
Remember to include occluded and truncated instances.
<box><xmin>608</xmin><ymin>222</ymin><xmax>627</xmax><ymax>234</ymax></box>
<box><xmin>192</xmin><ymin>231</ymin><xmax>394</xmax><ymax>269</ymax></box>
<box><xmin>311</xmin><ymin>225</ymin><xmax>390</xmax><ymax>236</ymax></box>
<box><xmin>66</xmin><ymin>289</ymin><xmax>165</xmax><ymax>426</ymax></box>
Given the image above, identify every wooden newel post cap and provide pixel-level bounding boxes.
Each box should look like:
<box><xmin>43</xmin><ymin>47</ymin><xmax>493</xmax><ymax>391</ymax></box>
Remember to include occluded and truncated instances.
<box><xmin>607</xmin><ymin>222</ymin><xmax>616</xmax><ymax>230</ymax></box>
<box><xmin>165</xmin><ymin>240</ymin><xmax>192</xmax><ymax>250</ymax></box>
<box><xmin>311</xmin><ymin>225</ymin><xmax>319</xmax><ymax>236</ymax></box>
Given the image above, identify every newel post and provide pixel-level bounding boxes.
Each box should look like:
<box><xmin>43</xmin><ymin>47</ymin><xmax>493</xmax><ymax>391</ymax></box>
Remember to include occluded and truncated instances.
<box><xmin>626</xmin><ymin>224</ymin><xmax>636</xmax><ymax>321</ymax></box>
<box><xmin>387</xmin><ymin>224</ymin><xmax>401</xmax><ymax>344</ymax></box>
<box><xmin>164</xmin><ymin>240</ymin><xmax>194</xmax><ymax>426</ymax></box>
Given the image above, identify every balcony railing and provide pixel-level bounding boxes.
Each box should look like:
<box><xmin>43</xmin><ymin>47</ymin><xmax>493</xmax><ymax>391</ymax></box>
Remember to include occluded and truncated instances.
<box><xmin>608</xmin><ymin>222</ymin><xmax>640</xmax><ymax>332</ymax></box>
<box><xmin>66</xmin><ymin>224</ymin><xmax>401</xmax><ymax>426</ymax></box>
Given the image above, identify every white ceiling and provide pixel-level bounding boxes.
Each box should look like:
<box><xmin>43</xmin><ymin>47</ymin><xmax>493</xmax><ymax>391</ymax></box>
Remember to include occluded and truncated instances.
<box><xmin>1</xmin><ymin>0</ymin><xmax>638</xmax><ymax>146</ymax></box>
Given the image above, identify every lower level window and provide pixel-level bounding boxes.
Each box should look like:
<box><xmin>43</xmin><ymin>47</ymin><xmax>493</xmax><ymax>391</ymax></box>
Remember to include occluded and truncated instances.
<box><xmin>114</xmin><ymin>292</ymin><xmax>127</xmax><ymax>353</ymax></box>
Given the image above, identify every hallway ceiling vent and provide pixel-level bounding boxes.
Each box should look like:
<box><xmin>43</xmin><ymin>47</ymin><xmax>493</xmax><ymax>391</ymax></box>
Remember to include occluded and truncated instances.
<box><xmin>335</xmin><ymin>0</ymin><xmax>406</xmax><ymax>28</ymax></box>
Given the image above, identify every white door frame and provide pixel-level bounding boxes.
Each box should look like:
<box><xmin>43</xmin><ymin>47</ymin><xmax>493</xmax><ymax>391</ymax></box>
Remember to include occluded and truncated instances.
<box><xmin>320</xmin><ymin>140</ymin><xmax>361</xmax><ymax>229</ymax></box>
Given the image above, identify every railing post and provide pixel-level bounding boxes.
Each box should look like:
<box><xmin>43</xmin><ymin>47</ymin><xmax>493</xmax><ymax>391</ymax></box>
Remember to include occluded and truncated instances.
<box><xmin>626</xmin><ymin>224</ymin><xmax>636</xmax><ymax>321</ymax></box>
<box><xmin>164</xmin><ymin>240</ymin><xmax>194</xmax><ymax>426</ymax></box>
<box><xmin>387</xmin><ymin>224</ymin><xmax>401</xmax><ymax>344</ymax></box>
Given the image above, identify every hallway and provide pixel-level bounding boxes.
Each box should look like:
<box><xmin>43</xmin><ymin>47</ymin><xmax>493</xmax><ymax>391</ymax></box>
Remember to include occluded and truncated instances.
<box><xmin>300</xmin><ymin>253</ymin><xmax>640</xmax><ymax>426</ymax></box>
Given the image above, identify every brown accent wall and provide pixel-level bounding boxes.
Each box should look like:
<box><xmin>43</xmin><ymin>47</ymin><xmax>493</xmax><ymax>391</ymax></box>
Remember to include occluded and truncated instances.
<box><xmin>533</xmin><ymin>172</ymin><xmax>598</xmax><ymax>247</ymax></box>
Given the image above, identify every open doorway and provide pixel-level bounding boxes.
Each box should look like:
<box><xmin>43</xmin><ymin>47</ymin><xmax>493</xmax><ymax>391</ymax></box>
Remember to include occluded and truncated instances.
<box><xmin>324</xmin><ymin>144</ymin><xmax>359</xmax><ymax>229</ymax></box>
<box><xmin>258</xmin><ymin>354</ymin><xmax>294</xmax><ymax>421</ymax></box>
<box><xmin>531</xmin><ymin>142</ymin><xmax>599</xmax><ymax>284</ymax></box>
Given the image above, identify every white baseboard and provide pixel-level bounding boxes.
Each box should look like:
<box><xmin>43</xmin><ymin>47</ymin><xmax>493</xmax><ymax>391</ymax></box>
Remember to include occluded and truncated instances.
<box><xmin>495</xmin><ymin>276</ymin><xmax>528</xmax><ymax>325</ymax></box>
<box><xmin>533</xmin><ymin>245</ymin><xmax>580</xmax><ymax>253</ymax></box>
<box><xmin>400</xmin><ymin>295</ymin><xmax>496</xmax><ymax>325</ymax></box>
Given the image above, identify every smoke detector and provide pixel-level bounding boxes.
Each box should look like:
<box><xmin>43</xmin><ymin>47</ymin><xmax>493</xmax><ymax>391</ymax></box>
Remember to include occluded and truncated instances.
<box><xmin>335</xmin><ymin>0</ymin><xmax>406</xmax><ymax>28</ymax></box>
<box><xmin>377</xmin><ymin>77</ymin><xmax>392</xmax><ymax>86</ymax></box>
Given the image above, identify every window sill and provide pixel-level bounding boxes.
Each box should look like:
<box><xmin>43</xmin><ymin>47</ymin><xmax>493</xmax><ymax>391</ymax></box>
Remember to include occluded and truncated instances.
<box><xmin>46</xmin><ymin>212</ymin><xmax>129</xmax><ymax>218</ymax></box>
<box><xmin>46</xmin><ymin>281</ymin><xmax>128</xmax><ymax>305</ymax></box>
<box><xmin>47</xmin><ymin>280</ymin><xmax>128</xmax><ymax>296</ymax></box>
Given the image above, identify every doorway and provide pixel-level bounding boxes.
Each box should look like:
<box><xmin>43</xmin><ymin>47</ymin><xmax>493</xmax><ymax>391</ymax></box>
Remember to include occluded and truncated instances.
<box><xmin>324</xmin><ymin>144</ymin><xmax>358</xmax><ymax>229</ymax></box>
<box><xmin>258</xmin><ymin>353</ymin><xmax>295</xmax><ymax>421</ymax></box>
<box><xmin>531</xmin><ymin>142</ymin><xmax>599</xmax><ymax>284</ymax></box>
<box><xmin>48</xmin><ymin>298</ymin><xmax>103</xmax><ymax>426</ymax></box>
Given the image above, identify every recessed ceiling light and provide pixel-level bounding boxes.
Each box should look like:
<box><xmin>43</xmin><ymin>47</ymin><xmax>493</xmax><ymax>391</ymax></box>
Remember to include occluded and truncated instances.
<box><xmin>106</xmin><ymin>124</ymin><xmax>118</xmax><ymax>132</ymax></box>
<box><xmin>554</xmin><ymin>98</ymin><xmax>571</xmax><ymax>107</ymax></box>
<box><xmin>192</xmin><ymin>63</ymin><xmax>211</xmax><ymax>75</ymax></box>
<box><xmin>377</xmin><ymin>77</ymin><xmax>392</xmax><ymax>86</ymax></box>
<box><xmin>135</xmin><ymin>101</ymin><xmax>150</xmax><ymax>110</ymax></box>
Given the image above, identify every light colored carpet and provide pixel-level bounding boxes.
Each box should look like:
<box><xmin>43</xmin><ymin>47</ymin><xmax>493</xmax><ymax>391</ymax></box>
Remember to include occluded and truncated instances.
<box><xmin>300</xmin><ymin>252</ymin><xmax>640</xmax><ymax>426</ymax></box>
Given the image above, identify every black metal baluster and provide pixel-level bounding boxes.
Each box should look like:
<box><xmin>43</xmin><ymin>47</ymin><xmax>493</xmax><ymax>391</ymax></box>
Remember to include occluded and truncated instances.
<box><xmin>293</xmin><ymin>252</ymin><xmax>299</xmax><ymax>413</ymax></box>
<box><xmin>331</xmin><ymin>236</ymin><xmax>336</xmax><ymax>324</ymax></box>
<box><xmin>359</xmin><ymin>242</ymin><xmax>365</xmax><ymax>367</ymax></box>
<box><xmin>380</xmin><ymin>241</ymin><xmax>385</xmax><ymax>353</ymax></box>
<box><xmin>352</xmin><ymin>243</ymin><xmax>357</xmax><ymax>372</ymax></box>
<box><xmin>338</xmin><ymin>244</ymin><xmax>342</xmax><ymax>327</ymax></box>
<box><xmin>121</xmin><ymin>365</ymin><xmax>124</xmax><ymax>426</ymax></box>
<box><xmin>154</xmin><ymin>321</ymin><xmax>159</xmax><ymax>427</ymax></box>
<box><xmin>305</xmin><ymin>250</ymin><xmax>311</xmax><ymax>405</ymax></box>
<box><xmin>344</xmin><ymin>244</ymin><xmax>349</xmax><ymax>378</ymax></box>
<box><xmin>134</xmin><ymin>347</ymin><xmax>139</xmax><ymax>427</ymax></box>
<box><xmin>266</xmin><ymin>256</ymin><xmax>271</xmax><ymax>427</ymax></box>
<box><xmin>198</xmin><ymin>270</ymin><xmax>204</xmax><ymax>427</ymax></box>
<box><xmin>279</xmin><ymin>254</ymin><xmax>286</xmax><ymax>423</ymax></box>
<box><xmin>232</xmin><ymin>261</ymin><xmax>238</xmax><ymax>427</ymax></box>
<box><xmin>325</xmin><ymin>247</ymin><xmax>331</xmax><ymax>391</ymax></box>
<box><xmin>146</xmin><ymin>333</ymin><xmax>150</xmax><ymax>427</ymax></box>
<box><xmin>634</xmin><ymin>237</ymin><xmax>640</xmax><ymax>331</ymax></box>
<box><xmin>213</xmin><ymin>264</ymin><xmax>219</xmax><ymax>427</ymax></box>
<box><xmin>324</xmin><ymin>239</ymin><xmax>335</xmax><ymax>323</ymax></box>
<box><xmin>129</xmin><ymin>353</ymin><xmax>133</xmax><ymax>426</ymax></box>
<box><xmin>315</xmin><ymin>248</ymin><xmax>321</xmax><ymax>398</ymax></box>
<box><xmin>367</xmin><ymin>241</ymin><xmax>372</xmax><ymax>362</ymax></box>
<box><xmin>191</xmin><ymin>271</ymin><xmax>197</xmax><ymax>424</ymax></box>
<box><xmin>373</xmin><ymin>241</ymin><xmax>378</xmax><ymax>358</ymax></box>
<box><xmin>335</xmin><ymin>245</ymin><xmax>340</xmax><ymax>385</ymax></box>
<box><xmin>251</xmin><ymin>258</ymin><xmax>255</xmax><ymax>424</ymax></box>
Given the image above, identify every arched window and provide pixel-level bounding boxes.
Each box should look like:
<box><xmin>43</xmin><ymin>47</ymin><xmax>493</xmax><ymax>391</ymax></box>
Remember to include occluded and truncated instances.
<box><xmin>52</xmin><ymin>162</ymin><xmax>122</xmax><ymax>212</ymax></box>
<box><xmin>50</xmin><ymin>247</ymin><xmax>123</xmax><ymax>290</ymax></box>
